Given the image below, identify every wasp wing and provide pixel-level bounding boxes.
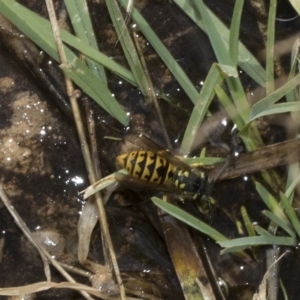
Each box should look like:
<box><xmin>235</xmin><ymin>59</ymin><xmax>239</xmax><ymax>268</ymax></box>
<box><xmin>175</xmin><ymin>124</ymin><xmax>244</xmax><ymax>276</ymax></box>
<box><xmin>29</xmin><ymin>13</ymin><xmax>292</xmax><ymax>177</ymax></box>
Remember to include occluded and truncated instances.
<box><xmin>122</xmin><ymin>133</ymin><xmax>191</xmax><ymax>171</ymax></box>
<box><xmin>115</xmin><ymin>171</ymin><xmax>182</xmax><ymax>194</ymax></box>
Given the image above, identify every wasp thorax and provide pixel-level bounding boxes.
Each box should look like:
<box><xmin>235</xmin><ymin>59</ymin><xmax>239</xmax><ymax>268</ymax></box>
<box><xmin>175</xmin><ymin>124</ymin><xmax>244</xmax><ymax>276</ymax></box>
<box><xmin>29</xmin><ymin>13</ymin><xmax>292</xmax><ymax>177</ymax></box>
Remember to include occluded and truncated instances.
<box><xmin>172</xmin><ymin>169</ymin><xmax>207</xmax><ymax>198</ymax></box>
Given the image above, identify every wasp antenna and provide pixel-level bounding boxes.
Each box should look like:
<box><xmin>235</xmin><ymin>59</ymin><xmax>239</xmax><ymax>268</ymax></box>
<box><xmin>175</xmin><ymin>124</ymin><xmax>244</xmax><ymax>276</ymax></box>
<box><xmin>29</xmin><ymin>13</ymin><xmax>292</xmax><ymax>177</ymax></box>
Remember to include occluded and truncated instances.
<box><xmin>214</xmin><ymin>155</ymin><xmax>230</xmax><ymax>184</ymax></box>
<box><xmin>206</xmin><ymin>155</ymin><xmax>230</xmax><ymax>197</ymax></box>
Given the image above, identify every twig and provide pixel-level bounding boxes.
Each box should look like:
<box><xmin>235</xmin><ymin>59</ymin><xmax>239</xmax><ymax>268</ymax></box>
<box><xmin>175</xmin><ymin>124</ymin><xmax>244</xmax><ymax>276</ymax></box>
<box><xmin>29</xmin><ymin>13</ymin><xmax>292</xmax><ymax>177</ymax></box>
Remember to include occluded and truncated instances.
<box><xmin>58</xmin><ymin>262</ymin><xmax>93</xmax><ymax>278</ymax></box>
<box><xmin>45</xmin><ymin>0</ymin><xmax>126</xmax><ymax>299</ymax></box>
<box><xmin>0</xmin><ymin>185</ymin><xmax>94</xmax><ymax>300</ymax></box>
<box><xmin>84</xmin><ymin>101</ymin><xmax>110</xmax><ymax>268</ymax></box>
<box><xmin>0</xmin><ymin>236</ymin><xmax>5</xmax><ymax>263</ymax></box>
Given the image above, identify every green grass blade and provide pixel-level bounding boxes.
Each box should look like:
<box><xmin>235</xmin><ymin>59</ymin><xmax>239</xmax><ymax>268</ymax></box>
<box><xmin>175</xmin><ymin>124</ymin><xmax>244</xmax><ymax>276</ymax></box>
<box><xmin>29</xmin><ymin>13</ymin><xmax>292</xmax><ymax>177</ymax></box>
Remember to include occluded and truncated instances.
<box><xmin>241</xmin><ymin>206</ymin><xmax>256</xmax><ymax>237</ymax></box>
<box><xmin>228</xmin><ymin>0</ymin><xmax>244</xmax><ymax>65</ymax></box>
<box><xmin>118</xmin><ymin>0</ymin><xmax>199</xmax><ymax>104</ymax></box>
<box><xmin>214</xmin><ymin>84</ymin><xmax>245</xmax><ymax>130</ymax></box>
<box><xmin>151</xmin><ymin>197</ymin><xmax>228</xmax><ymax>242</ymax></box>
<box><xmin>285</xmin><ymin>172</ymin><xmax>300</xmax><ymax>199</ymax></box>
<box><xmin>106</xmin><ymin>0</ymin><xmax>148</xmax><ymax>96</ymax></box>
<box><xmin>61</xmin><ymin>32</ymin><xmax>136</xmax><ymax>85</ymax></box>
<box><xmin>249</xmin><ymin>102</ymin><xmax>300</xmax><ymax>119</ymax></box>
<box><xmin>255</xmin><ymin>181</ymin><xmax>289</xmax><ymax>224</ymax></box>
<box><xmin>280</xmin><ymin>192</ymin><xmax>300</xmax><ymax>238</ymax></box>
<box><xmin>183</xmin><ymin>156</ymin><xmax>226</xmax><ymax>166</ymax></box>
<box><xmin>279</xmin><ymin>279</ymin><xmax>288</xmax><ymax>300</ymax></box>
<box><xmin>226</xmin><ymin>76</ymin><xmax>250</xmax><ymax>123</ymax></box>
<box><xmin>0</xmin><ymin>1</ymin><xmax>59</xmax><ymax>60</ymax></box>
<box><xmin>61</xmin><ymin>57</ymin><xmax>129</xmax><ymax>125</ymax></box>
<box><xmin>253</xmin><ymin>224</ymin><xmax>274</xmax><ymax>237</ymax></box>
<box><xmin>189</xmin><ymin>1</ymin><xmax>283</xmax><ymax>194</ymax></box>
<box><xmin>0</xmin><ymin>1</ymin><xmax>136</xmax><ymax>85</ymax></box>
<box><xmin>0</xmin><ymin>0</ymin><xmax>130</xmax><ymax>125</ymax></box>
<box><xmin>173</xmin><ymin>0</ymin><xmax>266</xmax><ymax>86</ymax></box>
<box><xmin>285</xmin><ymin>164</ymin><xmax>299</xmax><ymax>207</ymax></box>
<box><xmin>193</xmin><ymin>1</ymin><xmax>251</xmax><ymax>122</ymax></box>
<box><xmin>285</xmin><ymin>39</ymin><xmax>300</xmax><ymax>206</ymax></box>
<box><xmin>220</xmin><ymin>245</ymin><xmax>251</xmax><ymax>254</ymax></box>
<box><xmin>248</xmin><ymin>72</ymin><xmax>300</xmax><ymax>121</ymax></box>
<box><xmin>181</xmin><ymin>64</ymin><xmax>223</xmax><ymax>154</ymax></box>
<box><xmin>64</xmin><ymin>0</ymin><xmax>107</xmax><ymax>83</ymax></box>
<box><xmin>218</xmin><ymin>236</ymin><xmax>295</xmax><ymax>248</ymax></box>
<box><xmin>286</xmin><ymin>38</ymin><xmax>300</xmax><ymax>120</ymax></box>
<box><xmin>193</xmin><ymin>0</ymin><xmax>236</xmax><ymax>70</ymax></box>
<box><xmin>262</xmin><ymin>210</ymin><xmax>295</xmax><ymax>238</ymax></box>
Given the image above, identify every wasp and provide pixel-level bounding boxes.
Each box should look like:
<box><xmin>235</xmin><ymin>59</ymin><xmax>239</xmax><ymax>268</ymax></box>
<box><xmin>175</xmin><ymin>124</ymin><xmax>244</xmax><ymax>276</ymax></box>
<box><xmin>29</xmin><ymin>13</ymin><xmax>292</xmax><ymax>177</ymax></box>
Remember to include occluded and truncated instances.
<box><xmin>116</xmin><ymin>134</ymin><xmax>208</xmax><ymax>200</ymax></box>
<box><xmin>82</xmin><ymin>136</ymin><xmax>300</xmax><ymax>200</ymax></box>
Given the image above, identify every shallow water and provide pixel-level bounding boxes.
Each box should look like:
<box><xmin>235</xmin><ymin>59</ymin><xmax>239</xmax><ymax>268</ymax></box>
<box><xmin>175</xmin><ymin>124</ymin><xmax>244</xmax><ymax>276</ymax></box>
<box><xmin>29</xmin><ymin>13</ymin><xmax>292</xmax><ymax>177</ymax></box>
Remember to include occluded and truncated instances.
<box><xmin>1</xmin><ymin>1</ymin><xmax>300</xmax><ymax>299</ymax></box>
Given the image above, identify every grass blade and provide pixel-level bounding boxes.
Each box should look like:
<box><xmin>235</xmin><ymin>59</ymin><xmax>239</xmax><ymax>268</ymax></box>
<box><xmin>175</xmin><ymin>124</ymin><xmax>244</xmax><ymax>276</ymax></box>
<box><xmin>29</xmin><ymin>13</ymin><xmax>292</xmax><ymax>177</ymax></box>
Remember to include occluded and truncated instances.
<box><xmin>228</xmin><ymin>0</ymin><xmax>244</xmax><ymax>65</ymax></box>
<box><xmin>218</xmin><ymin>236</ymin><xmax>295</xmax><ymax>248</ymax></box>
<box><xmin>193</xmin><ymin>0</ymin><xmax>250</xmax><ymax>123</ymax></box>
<box><xmin>0</xmin><ymin>0</ymin><xmax>130</xmax><ymax>125</ymax></box>
<box><xmin>183</xmin><ymin>156</ymin><xmax>226</xmax><ymax>166</ymax></box>
<box><xmin>193</xmin><ymin>0</ymin><xmax>236</xmax><ymax>70</ymax></box>
<box><xmin>214</xmin><ymin>84</ymin><xmax>245</xmax><ymax>130</ymax></box>
<box><xmin>173</xmin><ymin>0</ymin><xmax>266</xmax><ymax>86</ymax></box>
<box><xmin>64</xmin><ymin>0</ymin><xmax>107</xmax><ymax>83</ymax></box>
<box><xmin>61</xmin><ymin>32</ymin><xmax>136</xmax><ymax>85</ymax></box>
<box><xmin>181</xmin><ymin>64</ymin><xmax>223</xmax><ymax>154</ymax></box>
<box><xmin>220</xmin><ymin>245</ymin><xmax>252</xmax><ymax>254</ymax></box>
<box><xmin>241</xmin><ymin>206</ymin><xmax>256</xmax><ymax>237</ymax></box>
<box><xmin>61</xmin><ymin>58</ymin><xmax>129</xmax><ymax>126</ymax></box>
<box><xmin>118</xmin><ymin>0</ymin><xmax>199</xmax><ymax>104</ymax></box>
<box><xmin>255</xmin><ymin>181</ymin><xmax>289</xmax><ymax>224</ymax></box>
<box><xmin>248</xmin><ymin>72</ymin><xmax>300</xmax><ymax>122</ymax></box>
<box><xmin>253</xmin><ymin>224</ymin><xmax>274</xmax><ymax>237</ymax></box>
<box><xmin>151</xmin><ymin>197</ymin><xmax>228</xmax><ymax>242</ymax></box>
<box><xmin>286</xmin><ymin>38</ymin><xmax>300</xmax><ymax>117</ymax></box>
<box><xmin>249</xmin><ymin>102</ymin><xmax>300</xmax><ymax>119</ymax></box>
<box><xmin>106</xmin><ymin>0</ymin><xmax>148</xmax><ymax>96</ymax></box>
<box><xmin>0</xmin><ymin>1</ymin><xmax>135</xmax><ymax>84</ymax></box>
<box><xmin>285</xmin><ymin>173</ymin><xmax>300</xmax><ymax>199</ymax></box>
<box><xmin>262</xmin><ymin>210</ymin><xmax>295</xmax><ymax>238</ymax></box>
<box><xmin>280</xmin><ymin>192</ymin><xmax>300</xmax><ymax>238</ymax></box>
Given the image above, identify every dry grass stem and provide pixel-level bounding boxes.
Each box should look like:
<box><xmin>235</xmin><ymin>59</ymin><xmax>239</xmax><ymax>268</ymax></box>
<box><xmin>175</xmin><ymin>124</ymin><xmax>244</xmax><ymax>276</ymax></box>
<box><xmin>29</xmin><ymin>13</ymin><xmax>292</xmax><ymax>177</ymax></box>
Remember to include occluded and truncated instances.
<box><xmin>45</xmin><ymin>0</ymin><xmax>125</xmax><ymax>298</ymax></box>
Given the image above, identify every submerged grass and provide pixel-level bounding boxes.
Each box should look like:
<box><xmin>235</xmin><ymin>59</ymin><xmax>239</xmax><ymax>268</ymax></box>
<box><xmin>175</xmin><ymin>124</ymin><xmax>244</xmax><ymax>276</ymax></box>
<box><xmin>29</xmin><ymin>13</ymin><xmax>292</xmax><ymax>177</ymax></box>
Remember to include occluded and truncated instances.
<box><xmin>240</xmin><ymin>206</ymin><xmax>256</xmax><ymax>237</ymax></box>
<box><xmin>152</xmin><ymin>197</ymin><xmax>228</xmax><ymax>242</ymax></box>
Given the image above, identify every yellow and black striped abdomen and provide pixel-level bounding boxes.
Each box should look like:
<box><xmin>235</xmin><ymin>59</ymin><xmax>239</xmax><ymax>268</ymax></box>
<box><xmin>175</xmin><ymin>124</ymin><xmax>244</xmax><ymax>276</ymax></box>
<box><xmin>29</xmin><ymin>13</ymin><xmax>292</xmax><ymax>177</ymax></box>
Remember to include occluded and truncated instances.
<box><xmin>117</xmin><ymin>151</ymin><xmax>176</xmax><ymax>185</ymax></box>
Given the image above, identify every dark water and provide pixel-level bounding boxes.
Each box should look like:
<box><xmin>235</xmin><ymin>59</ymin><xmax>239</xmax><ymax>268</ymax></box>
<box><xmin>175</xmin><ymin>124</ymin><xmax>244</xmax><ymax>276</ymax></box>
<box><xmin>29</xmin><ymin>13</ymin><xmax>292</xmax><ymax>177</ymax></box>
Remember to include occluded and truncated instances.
<box><xmin>0</xmin><ymin>0</ymin><xmax>300</xmax><ymax>299</ymax></box>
